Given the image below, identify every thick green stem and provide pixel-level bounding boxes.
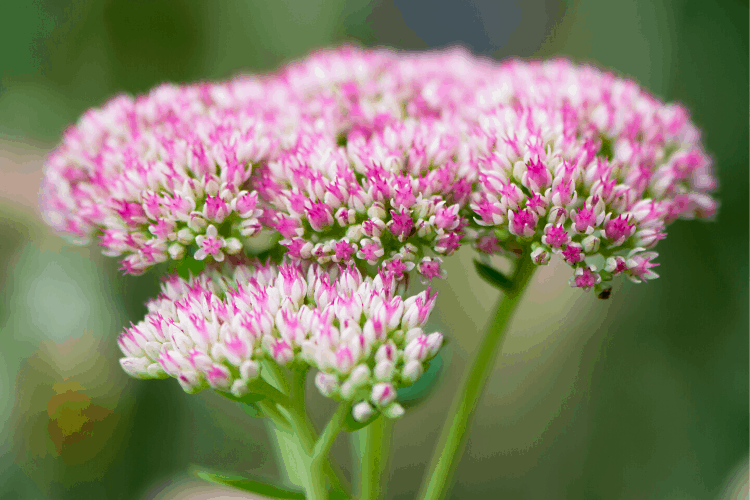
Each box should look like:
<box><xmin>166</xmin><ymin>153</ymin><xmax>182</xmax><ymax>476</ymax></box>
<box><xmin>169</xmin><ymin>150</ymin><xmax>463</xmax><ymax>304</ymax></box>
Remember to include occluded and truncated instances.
<box><xmin>256</xmin><ymin>364</ymin><xmax>349</xmax><ymax>497</ymax></box>
<box><xmin>418</xmin><ymin>255</ymin><xmax>537</xmax><ymax>500</ymax></box>
<box><xmin>358</xmin><ymin>416</ymin><xmax>393</xmax><ymax>500</ymax></box>
<box><xmin>284</xmin><ymin>367</ymin><xmax>350</xmax><ymax>498</ymax></box>
<box><xmin>304</xmin><ymin>403</ymin><xmax>352</xmax><ymax>499</ymax></box>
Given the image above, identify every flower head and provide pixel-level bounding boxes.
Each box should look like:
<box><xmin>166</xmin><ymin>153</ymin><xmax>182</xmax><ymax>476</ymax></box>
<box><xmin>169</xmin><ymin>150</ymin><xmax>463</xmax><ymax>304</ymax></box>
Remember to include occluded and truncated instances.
<box><xmin>466</xmin><ymin>59</ymin><xmax>718</xmax><ymax>291</ymax></box>
<box><xmin>40</xmin><ymin>80</ymin><xmax>282</xmax><ymax>274</ymax></box>
<box><xmin>117</xmin><ymin>258</ymin><xmax>442</xmax><ymax>420</ymax></box>
<box><xmin>41</xmin><ymin>48</ymin><xmax>717</xmax><ymax>291</ymax></box>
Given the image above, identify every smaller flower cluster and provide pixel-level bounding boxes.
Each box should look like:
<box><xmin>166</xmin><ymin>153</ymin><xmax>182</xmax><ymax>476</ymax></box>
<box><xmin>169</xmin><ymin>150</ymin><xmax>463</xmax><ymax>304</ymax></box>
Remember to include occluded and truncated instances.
<box><xmin>117</xmin><ymin>259</ymin><xmax>443</xmax><ymax>420</ymax></box>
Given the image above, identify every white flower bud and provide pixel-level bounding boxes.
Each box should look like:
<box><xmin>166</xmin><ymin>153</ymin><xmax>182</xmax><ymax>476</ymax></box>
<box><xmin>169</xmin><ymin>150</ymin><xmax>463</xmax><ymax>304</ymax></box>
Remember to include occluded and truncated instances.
<box><xmin>175</xmin><ymin>370</ymin><xmax>203</xmax><ymax>394</ymax></box>
<box><xmin>426</xmin><ymin>332</ymin><xmax>443</xmax><ymax>358</ymax></box>
<box><xmin>345</xmin><ymin>224</ymin><xmax>365</xmax><ymax>242</ymax></box>
<box><xmin>231</xmin><ymin>379</ymin><xmax>249</xmax><ymax>397</ymax></box>
<box><xmin>315</xmin><ymin>372</ymin><xmax>339</xmax><ymax>397</ymax></box>
<box><xmin>340</xmin><ymin>379</ymin><xmax>356</xmax><ymax>400</ymax></box>
<box><xmin>375</xmin><ymin>342</ymin><xmax>397</xmax><ymax>363</ymax></box>
<box><xmin>119</xmin><ymin>357</ymin><xmax>151</xmax><ymax>378</ymax></box>
<box><xmin>146</xmin><ymin>363</ymin><xmax>167</xmax><ymax>379</ymax></box>
<box><xmin>382</xmin><ymin>402</ymin><xmax>405</xmax><ymax>419</ymax></box>
<box><xmin>353</xmin><ymin>401</ymin><xmax>376</xmax><ymax>422</ymax></box>
<box><xmin>348</xmin><ymin>364</ymin><xmax>371</xmax><ymax>388</ymax></box>
<box><xmin>401</xmin><ymin>359</ymin><xmax>423</xmax><ymax>384</ymax></box>
<box><xmin>224</xmin><ymin>237</ymin><xmax>243</xmax><ymax>255</ymax></box>
<box><xmin>188</xmin><ymin>212</ymin><xmax>208</xmax><ymax>232</ymax></box>
<box><xmin>582</xmin><ymin>235</ymin><xmax>600</xmax><ymax>253</ymax></box>
<box><xmin>204</xmin><ymin>179</ymin><xmax>220</xmax><ymax>197</ymax></box>
<box><xmin>367</xmin><ymin>202</ymin><xmax>386</xmax><ymax>220</ymax></box>
<box><xmin>371</xmin><ymin>383</ymin><xmax>397</xmax><ymax>407</ymax></box>
<box><xmin>404</xmin><ymin>327</ymin><xmax>423</xmax><ymax>345</ymax></box>
<box><xmin>177</xmin><ymin>228</ymin><xmax>195</xmax><ymax>244</ymax></box>
<box><xmin>168</xmin><ymin>243</ymin><xmax>185</xmax><ymax>260</ymax></box>
<box><xmin>374</xmin><ymin>360</ymin><xmax>395</xmax><ymax>381</ymax></box>
<box><xmin>239</xmin><ymin>360</ymin><xmax>260</xmax><ymax>381</ymax></box>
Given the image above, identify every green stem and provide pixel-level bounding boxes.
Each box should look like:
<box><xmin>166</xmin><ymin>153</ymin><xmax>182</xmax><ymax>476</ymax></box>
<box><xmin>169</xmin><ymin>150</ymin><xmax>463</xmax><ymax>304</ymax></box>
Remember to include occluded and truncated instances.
<box><xmin>304</xmin><ymin>403</ymin><xmax>352</xmax><ymax>499</ymax></box>
<box><xmin>285</xmin><ymin>367</ymin><xmax>350</xmax><ymax>498</ymax></box>
<box><xmin>250</xmin><ymin>378</ymin><xmax>292</xmax><ymax>407</ymax></box>
<box><xmin>313</xmin><ymin>403</ymin><xmax>351</xmax><ymax>459</ymax></box>
<box><xmin>257</xmin><ymin>399</ymin><xmax>292</xmax><ymax>431</ymax></box>
<box><xmin>358</xmin><ymin>416</ymin><xmax>393</xmax><ymax>500</ymax></box>
<box><xmin>263</xmin><ymin>359</ymin><xmax>291</xmax><ymax>394</ymax></box>
<box><xmin>287</xmin><ymin>368</ymin><xmax>317</xmax><ymax>453</ymax></box>
<box><xmin>418</xmin><ymin>255</ymin><xmax>537</xmax><ymax>500</ymax></box>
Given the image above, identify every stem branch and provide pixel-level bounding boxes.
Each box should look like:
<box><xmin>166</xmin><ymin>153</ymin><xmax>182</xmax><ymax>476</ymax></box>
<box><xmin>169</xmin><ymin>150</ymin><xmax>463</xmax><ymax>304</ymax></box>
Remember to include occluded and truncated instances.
<box><xmin>358</xmin><ymin>416</ymin><xmax>393</xmax><ymax>500</ymax></box>
<box><xmin>418</xmin><ymin>255</ymin><xmax>537</xmax><ymax>500</ymax></box>
<box><xmin>284</xmin><ymin>367</ymin><xmax>350</xmax><ymax>498</ymax></box>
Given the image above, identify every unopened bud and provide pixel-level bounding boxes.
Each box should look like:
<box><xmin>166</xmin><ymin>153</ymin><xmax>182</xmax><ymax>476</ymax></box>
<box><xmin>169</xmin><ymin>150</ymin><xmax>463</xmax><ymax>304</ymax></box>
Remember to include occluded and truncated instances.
<box><xmin>371</xmin><ymin>383</ymin><xmax>397</xmax><ymax>407</ymax></box>
<box><xmin>383</xmin><ymin>402</ymin><xmax>405</xmax><ymax>419</ymax></box>
<box><xmin>225</xmin><ymin>237</ymin><xmax>243</xmax><ymax>255</ymax></box>
<box><xmin>315</xmin><ymin>372</ymin><xmax>339</xmax><ymax>397</ymax></box>
<box><xmin>168</xmin><ymin>243</ymin><xmax>185</xmax><ymax>260</ymax></box>
<box><xmin>353</xmin><ymin>401</ymin><xmax>376</xmax><ymax>422</ymax></box>
<box><xmin>582</xmin><ymin>235</ymin><xmax>600</xmax><ymax>253</ymax></box>
<box><xmin>401</xmin><ymin>359</ymin><xmax>423</xmax><ymax>384</ymax></box>
<box><xmin>177</xmin><ymin>228</ymin><xmax>195</xmax><ymax>244</ymax></box>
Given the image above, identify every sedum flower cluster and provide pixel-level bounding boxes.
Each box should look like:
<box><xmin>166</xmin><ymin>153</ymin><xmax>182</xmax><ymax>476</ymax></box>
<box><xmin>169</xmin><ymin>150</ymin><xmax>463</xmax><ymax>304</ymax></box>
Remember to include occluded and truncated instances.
<box><xmin>41</xmin><ymin>47</ymin><xmax>717</xmax><ymax>290</ymax></box>
<box><xmin>40</xmin><ymin>46</ymin><xmax>718</xmax><ymax>415</ymax></box>
<box><xmin>118</xmin><ymin>259</ymin><xmax>441</xmax><ymax>420</ymax></box>
<box><xmin>41</xmin><ymin>48</ymin><xmax>499</xmax><ymax>279</ymax></box>
<box><xmin>466</xmin><ymin>60</ymin><xmax>717</xmax><ymax>294</ymax></box>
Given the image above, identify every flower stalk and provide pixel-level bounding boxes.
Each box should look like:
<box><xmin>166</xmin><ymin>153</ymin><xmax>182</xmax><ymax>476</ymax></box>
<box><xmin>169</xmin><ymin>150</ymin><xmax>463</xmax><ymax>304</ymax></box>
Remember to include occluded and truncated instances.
<box><xmin>279</xmin><ymin>367</ymin><xmax>351</xmax><ymax>498</ymax></box>
<box><xmin>357</xmin><ymin>416</ymin><xmax>394</xmax><ymax>500</ymax></box>
<box><xmin>418</xmin><ymin>254</ymin><xmax>537</xmax><ymax>500</ymax></box>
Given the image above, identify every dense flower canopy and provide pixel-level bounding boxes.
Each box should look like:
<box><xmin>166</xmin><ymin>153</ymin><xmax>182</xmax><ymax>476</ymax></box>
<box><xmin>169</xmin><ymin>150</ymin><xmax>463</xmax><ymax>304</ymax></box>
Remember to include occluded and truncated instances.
<box><xmin>118</xmin><ymin>258</ymin><xmax>441</xmax><ymax>420</ymax></box>
<box><xmin>40</xmin><ymin>46</ymin><xmax>718</xmax><ymax>291</ymax></box>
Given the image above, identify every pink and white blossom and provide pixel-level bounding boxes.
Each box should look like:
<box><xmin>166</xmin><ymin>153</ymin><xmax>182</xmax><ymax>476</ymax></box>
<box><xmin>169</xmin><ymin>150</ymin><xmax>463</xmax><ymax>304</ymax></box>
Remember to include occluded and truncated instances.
<box><xmin>117</xmin><ymin>258</ymin><xmax>442</xmax><ymax>419</ymax></box>
<box><xmin>42</xmin><ymin>47</ymin><xmax>718</xmax><ymax>291</ymax></box>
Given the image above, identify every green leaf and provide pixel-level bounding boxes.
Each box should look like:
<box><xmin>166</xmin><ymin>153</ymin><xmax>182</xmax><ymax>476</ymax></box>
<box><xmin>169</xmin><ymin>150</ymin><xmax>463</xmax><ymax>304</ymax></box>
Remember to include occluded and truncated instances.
<box><xmin>191</xmin><ymin>467</ymin><xmax>306</xmax><ymax>499</ymax></box>
<box><xmin>397</xmin><ymin>350</ymin><xmax>444</xmax><ymax>409</ymax></box>
<box><xmin>473</xmin><ymin>259</ymin><xmax>513</xmax><ymax>292</ymax></box>
<box><xmin>191</xmin><ymin>466</ymin><xmax>350</xmax><ymax>500</ymax></box>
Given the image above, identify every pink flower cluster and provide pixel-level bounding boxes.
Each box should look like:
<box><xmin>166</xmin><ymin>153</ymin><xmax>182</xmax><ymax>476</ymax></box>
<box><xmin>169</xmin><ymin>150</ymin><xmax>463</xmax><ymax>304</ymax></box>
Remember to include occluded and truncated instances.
<box><xmin>117</xmin><ymin>259</ymin><xmax>442</xmax><ymax>420</ymax></box>
<box><xmin>40</xmin><ymin>81</ymin><xmax>285</xmax><ymax>274</ymax></box>
<box><xmin>466</xmin><ymin>60</ymin><xmax>717</xmax><ymax>293</ymax></box>
<box><xmin>41</xmin><ymin>46</ymin><xmax>717</xmax><ymax>290</ymax></box>
<box><xmin>40</xmin><ymin>48</ymin><xmax>496</xmax><ymax>279</ymax></box>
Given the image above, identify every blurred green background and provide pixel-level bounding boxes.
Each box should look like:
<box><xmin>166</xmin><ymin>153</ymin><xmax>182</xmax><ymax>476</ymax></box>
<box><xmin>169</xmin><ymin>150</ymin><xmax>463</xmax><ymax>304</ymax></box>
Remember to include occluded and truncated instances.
<box><xmin>0</xmin><ymin>0</ymin><xmax>747</xmax><ymax>498</ymax></box>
